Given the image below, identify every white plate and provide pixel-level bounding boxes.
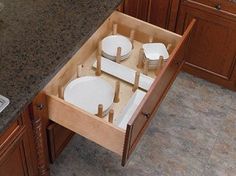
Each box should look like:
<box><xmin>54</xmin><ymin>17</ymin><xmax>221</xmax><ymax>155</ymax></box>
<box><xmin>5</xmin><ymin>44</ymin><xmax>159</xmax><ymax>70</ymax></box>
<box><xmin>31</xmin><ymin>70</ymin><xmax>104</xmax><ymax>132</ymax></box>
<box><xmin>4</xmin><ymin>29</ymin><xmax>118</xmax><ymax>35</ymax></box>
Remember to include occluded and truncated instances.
<box><xmin>64</xmin><ymin>76</ymin><xmax>114</xmax><ymax>115</ymax></box>
<box><xmin>102</xmin><ymin>35</ymin><xmax>133</xmax><ymax>59</ymax></box>
<box><xmin>143</xmin><ymin>43</ymin><xmax>169</xmax><ymax>61</ymax></box>
<box><xmin>102</xmin><ymin>51</ymin><xmax>131</xmax><ymax>61</ymax></box>
<box><xmin>93</xmin><ymin>57</ymin><xmax>154</xmax><ymax>91</ymax></box>
<box><xmin>114</xmin><ymin>90</ymin><xmax>146</xmax><ymax>130</ymax></box>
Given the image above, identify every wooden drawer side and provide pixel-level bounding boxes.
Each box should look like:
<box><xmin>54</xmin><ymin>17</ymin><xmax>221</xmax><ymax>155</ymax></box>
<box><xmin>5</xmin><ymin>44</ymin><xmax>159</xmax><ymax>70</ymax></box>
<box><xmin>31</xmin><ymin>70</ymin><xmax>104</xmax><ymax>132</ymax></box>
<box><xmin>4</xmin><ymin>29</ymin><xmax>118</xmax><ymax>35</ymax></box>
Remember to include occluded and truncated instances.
<box><xmin>121</xmin><ymin>19</ymin><xmax>196</xmax><ymax>166</ymax></box>
<box><xmin>47</xmin><ymin>94</ymin><xmax>125</xmax><ymax>155</ymax></box>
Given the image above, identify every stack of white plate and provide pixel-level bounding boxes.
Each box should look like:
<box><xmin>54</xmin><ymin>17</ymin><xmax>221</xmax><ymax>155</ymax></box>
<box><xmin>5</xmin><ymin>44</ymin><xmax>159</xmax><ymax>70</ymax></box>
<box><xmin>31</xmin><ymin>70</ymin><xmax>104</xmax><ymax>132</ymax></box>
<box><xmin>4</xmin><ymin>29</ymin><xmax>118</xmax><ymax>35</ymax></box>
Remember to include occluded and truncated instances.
<box><xmin>64</xmin><ymin>76</ymin><xmax>114</xmax><ymax>116</ymax></box>
<box><xmin>143</xmin><ymin>43</ymin><xmax>169</xmax><ymax>69</ymax></box>
<box><xmin>101</xmin><ymin>35</ymin><xmax>133</xmax><ymax>61</ymax></box>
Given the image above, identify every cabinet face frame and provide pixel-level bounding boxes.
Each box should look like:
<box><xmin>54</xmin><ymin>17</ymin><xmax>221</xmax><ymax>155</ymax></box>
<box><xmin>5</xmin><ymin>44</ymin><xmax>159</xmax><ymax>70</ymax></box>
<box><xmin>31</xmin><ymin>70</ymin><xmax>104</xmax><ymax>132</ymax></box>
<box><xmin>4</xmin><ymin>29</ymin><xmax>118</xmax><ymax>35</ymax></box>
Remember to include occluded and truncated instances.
<box><xmin>41</xmin><ymin>11</ymin><xmax>195</xmax><ymax>166</ymax></box>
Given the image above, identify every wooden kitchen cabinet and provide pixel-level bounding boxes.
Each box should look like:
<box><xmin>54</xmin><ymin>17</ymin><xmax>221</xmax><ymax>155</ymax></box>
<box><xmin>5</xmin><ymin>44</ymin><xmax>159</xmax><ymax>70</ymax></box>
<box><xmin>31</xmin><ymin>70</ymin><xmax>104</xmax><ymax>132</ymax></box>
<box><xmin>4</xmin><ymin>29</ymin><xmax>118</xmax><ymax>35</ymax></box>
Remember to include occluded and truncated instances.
<box><xmin>0</xmin><ymin>109</ymin><xmax>38</xmax><ymax>176</ymax></box>
<box><xmin>176</xmin><ymin>0</ymin><xmax>236</xmax><ymax>90</ymax></box>
<box><xmin>147</xmin><ymin>0</ymin><xmax>180</xmax><ymax>31</ymax></box>
<box><xmin>123</xmin><ymin>0</ymin><xmax>236</xmax><ymax>90</ymax></box>
<box><xmin>123</xmin><ymin>0</ymin><xmax>179</xmax><ymax>31</ymax></box>
<box><xmin>123</xmin><ymin>0</ymin><xmax>150</xmax><ymax>21</ymax></box>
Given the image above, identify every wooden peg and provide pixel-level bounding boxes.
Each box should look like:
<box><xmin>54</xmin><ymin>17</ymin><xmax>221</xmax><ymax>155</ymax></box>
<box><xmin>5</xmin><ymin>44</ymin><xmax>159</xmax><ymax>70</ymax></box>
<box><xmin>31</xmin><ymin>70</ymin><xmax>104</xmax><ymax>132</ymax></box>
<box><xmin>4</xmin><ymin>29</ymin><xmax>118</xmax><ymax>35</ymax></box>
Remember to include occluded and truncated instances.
<box><xmin>58</xmin><ymin>86</ymin><xmax>64</xmax><ymax>99</ymax></box>
<box><xmin>114</xmin><ymin>81</ymin><xmax>120</xmax><ymax>103</ymax></box>
<box><xmin>137</xmin><ymin>48</ymin><xmax>144</xmax><ymax>68</ymax></box>
<box><xmin>159</xmin><ymin>56</ymin><xmax>164</xmax><ymax>68</ymax></box>
<box><xmin>96</xmin><ymin>54</ymin><xmax>102</xmax><ymax>76</ymax></box>
<box><xmin>108</xmin><ymin>109</ymin><xmax>114</xmax><ymax>123</ymax></box>
<box><xmin>132</xmin><ymin>71</ymin><xmax>140</xmax><ymax>92</ymax></box>
<box><xmin>143</xmin><ymin>59</ymin><xmax>149</xmax><ymax>75</ymax></box>
<box><xmin>167</xmin><ymin>44</ymin><xmax>172</xmax><ymax>52</ymax></box>
<box><xmin>148</xmin><ymin>36</ymin><xmax>154</xmax><ymax>43</ymax></box>
<box><xmin>97</xmin><ymin>41</ymin><xmax>102</xmax><ymax>56</ymax></box>
<box><xmin>116</xmin><ymin>47</ymin><xmax>122</xmax><ymax>63</ymax></box>
<box><xmin>155</xmin><ymin>56</ymin><xmax>164</xmax><ymax>75</ymax></box>
<box><xmin>129</xmin><ymin>29</ymin><xmax>135</xmax><ymax>45</ymax></box>
<box><xmin>112</xmin><ymin>24</ymin><xmax>118</xmax><ymax>35</ymax></box>
<box><xmin>97</xmin><ymin>104</ymin><xmax>103</xmax><ymax>118</ymax></box>
<box><xmin>77</xmin><ymin>64</ymin><xmax>83</xmax><ymax>78</ymax></box>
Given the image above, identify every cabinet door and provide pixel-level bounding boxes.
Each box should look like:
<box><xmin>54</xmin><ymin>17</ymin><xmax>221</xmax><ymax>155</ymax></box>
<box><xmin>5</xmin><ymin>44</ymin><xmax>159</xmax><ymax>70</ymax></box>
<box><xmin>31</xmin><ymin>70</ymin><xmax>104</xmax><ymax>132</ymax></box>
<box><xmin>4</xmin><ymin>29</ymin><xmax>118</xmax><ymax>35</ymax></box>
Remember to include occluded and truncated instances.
<box><xmin>123</xmin><ymin>0</ymin><xmax>180</xmax><ymax>31</ymax></box>
<box><xmin>176</xmin><ymin>1</ymin><xmax>236</xmax><ymax>90</ymax></box>
<box><xmin>0</xmin><ymin>133</ymin><xmax>30</xmax><ymax>176</ymax></box>
<box><xmin>148</xmin><ymin>0</ymin><xmax>177</xmax><ymax>30</ymax></box>
<box><xmin>124</xmin><ymin>0</ymin><xmax>150</xmax><ymax>21</ymax></box>
<box><xmin>0</xmin><ymin>110</ymin><xmax>38</xmax><ymax>176</ymax></box>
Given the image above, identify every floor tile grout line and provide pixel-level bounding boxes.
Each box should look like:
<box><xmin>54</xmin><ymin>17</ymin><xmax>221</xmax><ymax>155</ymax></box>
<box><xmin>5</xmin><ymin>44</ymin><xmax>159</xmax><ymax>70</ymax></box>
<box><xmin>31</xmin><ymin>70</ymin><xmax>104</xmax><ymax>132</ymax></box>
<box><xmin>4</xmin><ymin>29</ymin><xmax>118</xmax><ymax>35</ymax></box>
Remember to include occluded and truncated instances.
<box><xmin>200</xmin><ymin>117</ymin><xmax>226</xmax><ymax>176</ymax></box>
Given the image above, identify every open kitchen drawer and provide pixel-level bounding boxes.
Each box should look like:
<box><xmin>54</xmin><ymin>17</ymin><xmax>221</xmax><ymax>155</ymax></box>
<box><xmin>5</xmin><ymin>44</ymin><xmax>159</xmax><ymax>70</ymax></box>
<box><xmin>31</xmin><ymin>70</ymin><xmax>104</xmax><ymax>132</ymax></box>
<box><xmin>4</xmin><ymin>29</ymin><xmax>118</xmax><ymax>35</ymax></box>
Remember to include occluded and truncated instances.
<box><xmin>42</xmin><ymin>11</ymin><xmax>196</xmax><ymax>166</ymax></box>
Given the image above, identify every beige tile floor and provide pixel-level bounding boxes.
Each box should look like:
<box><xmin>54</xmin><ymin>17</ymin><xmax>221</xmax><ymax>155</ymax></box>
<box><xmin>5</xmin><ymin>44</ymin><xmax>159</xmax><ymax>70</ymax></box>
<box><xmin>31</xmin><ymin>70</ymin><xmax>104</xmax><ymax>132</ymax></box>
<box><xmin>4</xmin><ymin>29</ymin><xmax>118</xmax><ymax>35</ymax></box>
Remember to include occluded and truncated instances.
<box><xmin>51</xmin><ymin>73</ymin><xmax>236</xmax><ymax>176</ymax></box>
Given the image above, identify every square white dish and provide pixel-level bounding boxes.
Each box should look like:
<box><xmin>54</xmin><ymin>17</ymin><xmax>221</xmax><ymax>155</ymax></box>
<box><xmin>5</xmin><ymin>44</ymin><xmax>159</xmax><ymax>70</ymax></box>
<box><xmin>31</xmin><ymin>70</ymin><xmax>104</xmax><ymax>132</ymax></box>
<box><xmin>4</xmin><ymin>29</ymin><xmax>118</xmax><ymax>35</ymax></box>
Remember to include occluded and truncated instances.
<box><xmin>143</xmin><ymin>43</ymin><xmax>169</xmax><ymax>61</ymax></box>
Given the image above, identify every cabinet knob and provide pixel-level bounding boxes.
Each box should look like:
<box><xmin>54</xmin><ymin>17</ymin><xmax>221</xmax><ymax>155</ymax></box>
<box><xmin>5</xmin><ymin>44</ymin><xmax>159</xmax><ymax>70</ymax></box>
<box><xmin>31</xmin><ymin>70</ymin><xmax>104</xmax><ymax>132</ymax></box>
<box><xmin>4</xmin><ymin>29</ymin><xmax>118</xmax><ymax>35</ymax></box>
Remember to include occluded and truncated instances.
<box><xmin>142</xmin><ymin>112</ymin><xmax>151</xmax><ymax>119</ymax></box>
<box><xmin>175</xmin><ymin>61</ymin><xmax>181</xmax><ymax>66</ymax></box>
<box><xmin>215</xmin><ymin>4</ymin><xmax>221</xmax><ymax>10</ymax></box>
<box><xmin>36</xmin><ymin>103</ymin><xmax>45</xmax><ymax>110</ymax></box>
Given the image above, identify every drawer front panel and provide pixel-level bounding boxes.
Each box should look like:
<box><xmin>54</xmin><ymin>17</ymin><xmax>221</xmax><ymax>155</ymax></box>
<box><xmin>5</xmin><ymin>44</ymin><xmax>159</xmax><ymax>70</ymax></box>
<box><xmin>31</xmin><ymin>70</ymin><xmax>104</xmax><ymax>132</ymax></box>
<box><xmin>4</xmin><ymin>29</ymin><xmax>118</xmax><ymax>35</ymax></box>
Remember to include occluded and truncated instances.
<box><xmin>186</xmin><ymin>0</ymin><xmax>236</xmax><ymax>14</ymax></box>
<box><xmin>122</xmin><ymin>19</ymin><xmax>196</xmax><ymax>166</ymax></box>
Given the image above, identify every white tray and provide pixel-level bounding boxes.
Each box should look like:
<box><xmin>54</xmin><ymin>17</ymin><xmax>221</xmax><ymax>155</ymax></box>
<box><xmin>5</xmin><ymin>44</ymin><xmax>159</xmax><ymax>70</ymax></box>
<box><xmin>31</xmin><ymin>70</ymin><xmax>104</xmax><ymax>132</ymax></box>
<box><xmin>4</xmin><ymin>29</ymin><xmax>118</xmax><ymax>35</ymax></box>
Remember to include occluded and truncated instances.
<box><xmin>114</xmin><ymin>89</ymin><xmax>146</xmax><ymax>130</ymax></box>
<box><xmin>93</xmin><ymin>57</ymin><xmax>154</xmax><ymax>91</ymax></box>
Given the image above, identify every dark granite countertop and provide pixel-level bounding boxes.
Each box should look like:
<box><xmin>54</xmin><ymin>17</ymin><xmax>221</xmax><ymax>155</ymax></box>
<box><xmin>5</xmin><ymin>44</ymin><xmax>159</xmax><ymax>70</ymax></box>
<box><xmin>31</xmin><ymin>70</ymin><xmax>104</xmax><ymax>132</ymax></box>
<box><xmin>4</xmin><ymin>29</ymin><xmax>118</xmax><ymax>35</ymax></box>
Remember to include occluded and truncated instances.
<box><xmin>0</xmin><ymin>0</ymin><xmax>122</xmax><ymax>133</ymax></box>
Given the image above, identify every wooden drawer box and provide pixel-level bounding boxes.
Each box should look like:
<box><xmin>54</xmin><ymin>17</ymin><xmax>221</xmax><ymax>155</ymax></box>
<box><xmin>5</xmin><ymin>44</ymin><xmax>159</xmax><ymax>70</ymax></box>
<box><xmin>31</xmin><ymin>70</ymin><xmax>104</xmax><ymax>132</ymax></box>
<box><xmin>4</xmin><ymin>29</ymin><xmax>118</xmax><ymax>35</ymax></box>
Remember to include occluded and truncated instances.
<box><xmin>186</xmin><ymin>0</ymin><xmax>236</xmax><ymax>14</ymax></box>
<box><xmin>42</xmin><ymin>11</ymin><xmax>195</xmax><ymax>166</ymax></box>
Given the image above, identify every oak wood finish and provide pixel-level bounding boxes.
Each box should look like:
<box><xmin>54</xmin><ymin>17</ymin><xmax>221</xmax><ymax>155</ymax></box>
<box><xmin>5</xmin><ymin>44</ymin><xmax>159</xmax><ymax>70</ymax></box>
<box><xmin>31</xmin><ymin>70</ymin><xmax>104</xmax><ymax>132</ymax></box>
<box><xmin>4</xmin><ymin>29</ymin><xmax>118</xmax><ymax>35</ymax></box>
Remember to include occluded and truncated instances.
<box><xmin>177</xmin><ymin>0</ymin><xmax>236</xmax><ymax>90</ymax></box>
<box><xmin>47</xmin><ymin>95</ymin><xmax>126</xmax><ymax>155</ymax></box>
<box><xmin>0</xmin><ymin>109</ymin><xmax>38</xmax><ymax>176</ymax></box>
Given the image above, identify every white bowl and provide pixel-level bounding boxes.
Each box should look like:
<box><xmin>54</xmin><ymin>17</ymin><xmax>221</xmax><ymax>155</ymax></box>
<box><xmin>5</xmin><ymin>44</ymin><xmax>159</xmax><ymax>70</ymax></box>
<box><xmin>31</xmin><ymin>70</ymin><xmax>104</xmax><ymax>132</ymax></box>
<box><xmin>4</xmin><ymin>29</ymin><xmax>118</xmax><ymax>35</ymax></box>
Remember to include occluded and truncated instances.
<box><xmin>143</xmin><ymin>43</ymin><xmax>169</xmax><ymax>61</ymax></box>
<box><xmin>102</xmin><ymin>51</ymin><xmax>131</xmax><ymax>61</ymax></box>
<box><xmin>64</xmin><ymin>76</ymin><xmax>114</xmax><ymax>115</ymax></box>
<box><xmin>102</xmin><ymin>35</ymin><xmax>133</xmax><ymax>60</ymax></box>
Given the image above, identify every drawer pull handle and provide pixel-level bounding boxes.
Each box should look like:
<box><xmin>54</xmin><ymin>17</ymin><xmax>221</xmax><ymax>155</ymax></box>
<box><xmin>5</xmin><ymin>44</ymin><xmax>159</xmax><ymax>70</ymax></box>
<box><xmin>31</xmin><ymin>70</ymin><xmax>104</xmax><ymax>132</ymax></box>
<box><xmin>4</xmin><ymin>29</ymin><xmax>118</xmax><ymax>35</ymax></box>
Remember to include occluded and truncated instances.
<box><xmin>215</xmin><ymin>4</ymin><xmax>221</xmax><ymax>10</ymax></box>
<box><xmin>142</xmin><ymin>112</ymin><xmax>151</xmax><ymax>119</ymax></box>
<box><xmin>36</xmin><ymin>103</ymin><xmax>45</xmax><ymax>111</ymax></box>
<box><xmin>175</xmin><ymin>61</ymin><xmax>181</xmax><ymax>66</ymax></box>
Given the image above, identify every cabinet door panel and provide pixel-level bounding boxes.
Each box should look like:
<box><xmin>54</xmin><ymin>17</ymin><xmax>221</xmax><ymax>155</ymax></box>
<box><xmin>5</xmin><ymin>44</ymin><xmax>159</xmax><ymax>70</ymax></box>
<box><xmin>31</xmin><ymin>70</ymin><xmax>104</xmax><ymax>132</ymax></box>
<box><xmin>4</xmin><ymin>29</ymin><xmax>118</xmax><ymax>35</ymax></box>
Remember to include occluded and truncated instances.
<box><xmin>0</xmin><ymin>110</ymin><xmax>38</xmax><ymax>176</ymax></box>
<box><xmin>124</xmin><ymin>0</ymin><xmax>149</xmax><ymax>21</ymax></box>
<box><xmin>177</xmin><ymin>2</ymin><xmax>236</xmax><ymax>89</ymax></box>
<box><xmin>148</xmin><ymin>0</ymin><xmax>172</xmax><ymax>28</ymax></box>
<box><xmin>0</xmin><ymin>132</ymin><xmax>29</xmax><ymax>176</ymax></box>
